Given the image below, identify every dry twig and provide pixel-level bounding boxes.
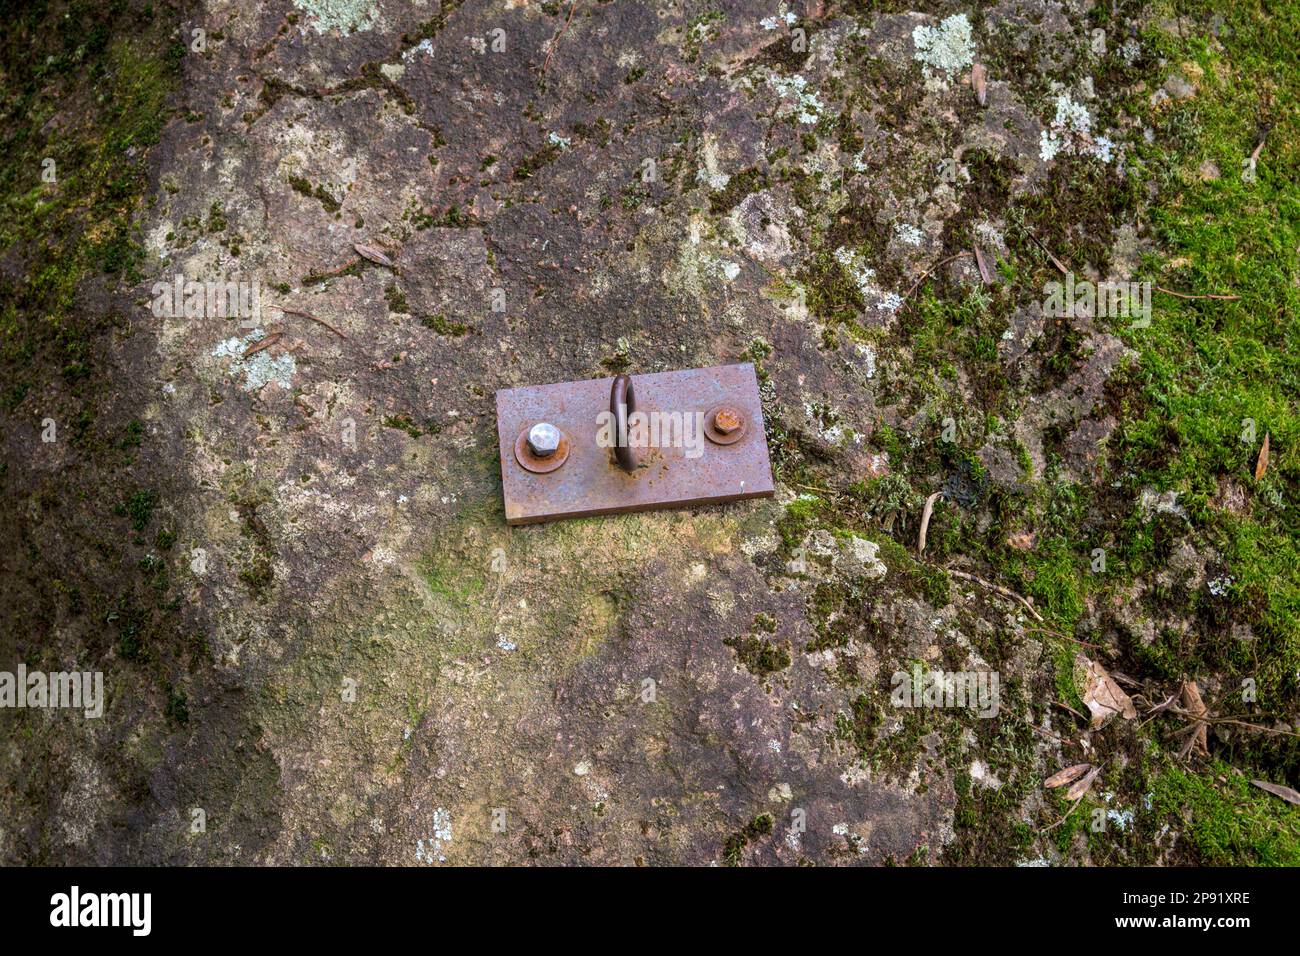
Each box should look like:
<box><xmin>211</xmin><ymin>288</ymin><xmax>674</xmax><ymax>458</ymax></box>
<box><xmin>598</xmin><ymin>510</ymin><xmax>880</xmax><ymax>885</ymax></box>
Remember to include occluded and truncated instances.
<box><xmin>1025</xmin><ymin>232</ymin><xmax>1070</xmax><ymax>275</ymax></box>
<box><xmin>1154</xmin><ymin>286</ymin><xmax>1240</xmax><ymax>301</ymax></box>
<box><xmin>541</xmin><ymin>0</ymin><xmax>580</xmax><ymax>76</ymax></box>
<box><xmin>948</xmin><ymin>568</ymin><xmax>1044</xmax><ymax>623</ymax></box>
<box><xmin>281</xmin><ymin>308</ymin><xmax>349</xmax><ymax>340</ymax></box>
<box><xmin>917</xmin><ymin>491</ymin><xmax>943</xmax><ymax>554</ymax></box>
<box><xmin>898</xmin><ymin>252</ymin><xmax>972</xmax><ymax>312</ymax></box>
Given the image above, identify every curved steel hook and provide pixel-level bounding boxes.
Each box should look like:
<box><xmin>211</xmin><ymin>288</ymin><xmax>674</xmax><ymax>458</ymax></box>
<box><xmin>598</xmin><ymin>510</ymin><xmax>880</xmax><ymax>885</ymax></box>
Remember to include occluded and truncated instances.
<box><xmin>610</xmin><ymin>374</ymin><xmax>638</xmax><ymax>472</ymax></box>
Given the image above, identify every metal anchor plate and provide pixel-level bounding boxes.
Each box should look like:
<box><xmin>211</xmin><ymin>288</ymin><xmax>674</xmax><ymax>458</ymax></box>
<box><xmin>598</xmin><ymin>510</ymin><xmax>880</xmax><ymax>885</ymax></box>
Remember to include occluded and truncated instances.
<box><xmin>495</xmin><ymin>363</ymin><xmax>775</xmax><ymax>525</ymax></box>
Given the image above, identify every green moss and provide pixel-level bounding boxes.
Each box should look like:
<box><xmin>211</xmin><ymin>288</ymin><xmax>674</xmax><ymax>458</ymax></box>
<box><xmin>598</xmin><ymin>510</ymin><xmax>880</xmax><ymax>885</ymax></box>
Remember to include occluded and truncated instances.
<box><xmin>119</xmin><ymin>419</ymin><xmax>144</xmax><ymax>449</ymax></box>
<box><xmin>165</xmin><ymin>686</ymin><xmax>190</xmax><ymax>725</ymax></box>
<box><xmin>1007</xmin><ymin>536</ymin><xmax>1085</xmax><ymax>626</ymax></box>
<box><xmin>238</xmin><ymin>553</ymin><xmax>275</xmax><ymax>596</ymax></box>
<box><xmin>384</xmin><ymin>284</ymin><xmax>410</xmax><ymax>314</ymax></box>
<box><xmin>417</xmin><ymin>553</ymin><xmax>487</xmax><ymax>608</ymax></box>
<box><xmin>1</xmin><ymin>18</ymin><xmax>180</xmax><ymax>387</ymax></box>
<box><xmin>1106</xmin><ymin>3</ymin><xmax>1300</xmax><ymax>707</ymax></box>
<box><xmin>288</xmin><ymin>175</ymin><xmax>341</xmax><ymax>213</ymax></box>
<box><xmin>721</xmin><ymin>812</ymin><xmax>775</xmax><ymax>866</ymax></box>
<box><xmin>683</xmin><ymin>10</ymin><xmax>725</xmax><ymax>64</ymax></box>
<box><xmin>708</xmin><ymin>166</ymin><xmax>765</xmax><ymax>215</ymax></box>
<box><xmin>206</xmin><ymin>200</ymin><xmax>228</xmax><ymax>232</ymax></box>
<box><xmin>301</xmin><ymin>259</ymin><xmax>363</xmax><ymax>286</ymax></box>
<box><xmin>724</xmin><ymin>631</ymin><xmax>791</xmax><ymax>678</ymax></box>
<box><xmin>513</xmin><ymin>143</ymin><xmax>561</xmax><ymax>181</ymax></box>
<box><xmin>382</xmin><ymin>414</ymin><xmax>425</xmax><ymax>438</ymax></box>
<box><xmin>1151</xmin><ymin>760</ymin><xmax>1300</xmax><ymax>865</ymax></box>
<box><xmin>419</xmin><ymin>314</ymin><xmax>470</xmax><ymax>336</ymax></box>
<box><xmin>117</xmin><ymin>489</ymin><xmax>159</xmax><ymax>532</ymax></box>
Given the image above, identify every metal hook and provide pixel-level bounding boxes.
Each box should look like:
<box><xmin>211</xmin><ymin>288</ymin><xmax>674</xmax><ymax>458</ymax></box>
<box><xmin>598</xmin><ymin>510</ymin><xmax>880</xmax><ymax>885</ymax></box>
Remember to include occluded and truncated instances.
<box><xmin>610</xmin><ymin>373</ymin><xmax>638</xmax><ymax>472</ymax></box>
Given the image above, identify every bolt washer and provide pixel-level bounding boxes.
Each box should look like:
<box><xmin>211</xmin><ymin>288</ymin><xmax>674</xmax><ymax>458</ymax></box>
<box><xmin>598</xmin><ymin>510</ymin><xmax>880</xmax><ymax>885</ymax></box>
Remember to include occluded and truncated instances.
<box><xmin>515</xmin><ymin>427</ymin><xmax>570</xmax><ymax>473</ymax></box>
<box><xmin>704</xmin><ymin>405</ymin><xmax>747</xmax><ymax>445</ymax></box>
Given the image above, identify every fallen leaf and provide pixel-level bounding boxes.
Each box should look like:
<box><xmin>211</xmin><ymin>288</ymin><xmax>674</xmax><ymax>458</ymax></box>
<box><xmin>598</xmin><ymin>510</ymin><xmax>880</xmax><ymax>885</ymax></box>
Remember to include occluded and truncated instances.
<box><xmin>242</xmin><ymin>331</ymin><xmax>283</xmax><ymax>358</ymax></box>
<box><xmin>1255</xmin><ymin>432</ymin><xmax>1269</xmax><ymax>481</ymax></box>
<box><xmin>353</xmin><ymin>243</ymin><xmax>394</xmax><ymax>268</ymax></box>
<box><xmin>971</xmin><ymin>62</ymin><xmax>987</xmax><ymax>106</ymax></box>
<box><xmin>1251</xmin><ymin>779</ymin><xmax>1300</xmax><ymax>806</ymax></box>
<box><xmin>1078</xmin><ymin>654</ymin><xmax>1137</xmax><ymax>728</ymax></box>
<box><xmin>974</xmin><ymin>245</ymin><xmax>995</xmax><ymax>285</ymax></box>
<box><xmin>1181</xmin><ymin>680</ymin><xmax>1209</xmax><ymax>756</ymax></box>
<box><xmin>1065</xmin><ymin>765</ymin><xmax>1101</xmax><ymax>801</ymax></box>
<box><xmin>1007</xmin><ymin>530</ymin><xmax>1036</xmax><ymax>550</ymax></box>
<box><xmin>1045</xmin><ymin>763</ymin><xmax>1093</xmax><ymax>789</ymax></box>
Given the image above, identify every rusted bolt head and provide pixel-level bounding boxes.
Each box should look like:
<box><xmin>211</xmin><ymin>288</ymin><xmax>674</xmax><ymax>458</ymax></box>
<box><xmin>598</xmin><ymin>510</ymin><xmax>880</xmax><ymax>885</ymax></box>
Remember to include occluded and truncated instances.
<box><xmin>527</xmin><ymin>422</ymin><xmax>562</xmax><ymax>457</ymax></box>
<box><xmin>712</xmin><ymin>408</ymin><xmax>744</xmax><ymax>435</ymax></box>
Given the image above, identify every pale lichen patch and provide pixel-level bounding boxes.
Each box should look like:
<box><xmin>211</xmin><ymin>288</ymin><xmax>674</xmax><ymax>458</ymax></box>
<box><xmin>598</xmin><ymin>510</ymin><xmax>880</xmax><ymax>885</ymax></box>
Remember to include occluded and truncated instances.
<box><xmin>912</xmin><ymin>14</ymin><xmax>975</xmax><ymax>81</ymax></box>
<box><xmin>292</xmin><ymin>0</ymin><xmax>378</xmax><ymax>35</ymax></box>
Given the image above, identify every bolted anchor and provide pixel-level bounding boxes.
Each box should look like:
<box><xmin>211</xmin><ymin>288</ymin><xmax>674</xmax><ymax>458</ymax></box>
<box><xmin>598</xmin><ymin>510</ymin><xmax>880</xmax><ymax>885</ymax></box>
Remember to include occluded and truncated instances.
<box><xmin>496</xmin><ymin>363</ymin><xmax>774</xmax><ymax>525</ymax></box>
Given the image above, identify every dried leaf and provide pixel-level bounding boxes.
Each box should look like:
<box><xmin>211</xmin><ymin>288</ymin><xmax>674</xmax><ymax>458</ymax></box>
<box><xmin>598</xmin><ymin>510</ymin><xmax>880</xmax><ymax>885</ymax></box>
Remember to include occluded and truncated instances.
<box><xmin>971</xmin><ymin>62</ymin><xmax>987</xmax><ymax>106</ymax></box>
<box><xmin>1251</xmin><ymin>779</ymin><xmax>1300</xmax><ymax>806</ymax></box>
<box><xmin>1065</xmin><ymin>765</ymin><xmax>1101</xmax><ymax>801</ymax></box>
<box><xmin>1255</xmin><ymin>432</ymin><xmax>1269</xmax><ymax>481</ymax></box>
<box><xmin>1007</xmin><ymin>531</ymin><xmax>1035</xmax><ymax>550</ymax></box>
<box><xmin>1181</xmin><ymin>680</ymin><xmax>1209</xmax><ymax>756</ymax></box>
<box><xmin>1078</xmin><ymin>654</ymin><xmax>1137</xmax><ymax>728</ymax></box>
<box><xmin>1045</xmin><ymin>763</ymin><xmax>1093</xmax><ymax>789</ymax></box>
<box><xmin>242</xmin><ymin>331</ymin><xmax>283</xmax><ymax>358</ymax></box>
<box><xmin>353</xmin><ymin>243</ymin><xmax>394</xmax><ymax>268</ymax></box>
<box><xmin>974</xmin><ymin>246</ymin><xmax>995</xmax><ymax>285</ymax></box>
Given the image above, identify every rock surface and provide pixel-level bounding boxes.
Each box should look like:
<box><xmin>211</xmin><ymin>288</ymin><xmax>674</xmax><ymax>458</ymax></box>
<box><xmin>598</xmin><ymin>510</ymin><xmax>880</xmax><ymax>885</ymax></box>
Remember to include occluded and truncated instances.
<box><xmin>3</xmin><ymin>0</ymin><xmax>1199</xmax><ymax>865</ymax></box>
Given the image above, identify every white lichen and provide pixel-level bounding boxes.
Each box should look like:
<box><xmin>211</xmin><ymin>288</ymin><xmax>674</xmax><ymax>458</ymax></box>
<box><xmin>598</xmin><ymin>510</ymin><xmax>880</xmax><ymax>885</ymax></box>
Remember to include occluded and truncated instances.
<box><xmin>294</xmin><ymin>0</ymin><xmax>377</xmax><ymax>35</ymax></box>
<box><xmin>212</xmin><ymin>329</ymin><xmax>296</xmax><ymax>392</ymax></box>
<box><xmin>403</xmin><ymin>38</ymin><xmax>434</xmax><ymax>61</ymax></box>
<box><xmin>1207</xmin><ymin>575</ymin><xmax>1234</xmax><ymax>597</ymax></box>
<box><xmin>1139</xmin><ymin>487</ymin><xmax>1186</xmax><ymax>522</ymax></box>
<box><xmin>760</xmin><ymin>11</ymin><xmax>797</xmax><ymax>30</ymax></box>
<box><xmin>912</xmin><ymin>14</ymin><xmax>975</xmax><ymax>79</ymax></box>
<box><xmin>1106</xmin><ymin>807</ymin><xmax>1135</xmax><ymax>831</ymax></box>
<box><xmin>768</xmin><ymin>74</ymin><xmax>824</xmax><ymax>124</ymax></box>
<box><xmin>696</xmin><ymin>134</ymin><xmax>731</xmax><ymax>190</ymax></box>
<box><xmin>877</xmin><ymin>291</ymin><xmax>904</xmax><ymax>313</ymax></box>
<box><xmin>415</xmin><ymin>808</ymin><xmax>452</xmax><ymax>864</ymax></box>
<box><xmin>1039</xmin><ymin>92</ymin><xmax>1116</xmax><ymax>164</ymax></box>
<box><xmin>834</xmin><ymin>246</ymin><xmax>875</xmax><ymax>296</ymax></box>
<box><xmin>894</xmin><ymin>223</ymin><xmax>924</xmax><ymax>246</ymax></box>
<box><xmin>834</xmin><ymin>246</ymin><xmax>903</xmax><ymax>315</ymax></box>
<box><xmin>855</xmin><ymin>342</ymin><xmax>877</xmax><ymax>379</ymax></box>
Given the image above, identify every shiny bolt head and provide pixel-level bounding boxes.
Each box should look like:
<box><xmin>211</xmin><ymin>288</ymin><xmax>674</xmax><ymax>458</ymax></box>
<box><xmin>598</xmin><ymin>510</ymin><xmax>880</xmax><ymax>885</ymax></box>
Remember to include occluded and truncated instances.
<box><xmin>527</xmin><ymin>422</ymin><xmax>562</xmax><ymax>457</ymax></box>
<box><xmin>712</xmin><ymin>408</ymin><xmax>743</xmax><ymax>435</ymax></box>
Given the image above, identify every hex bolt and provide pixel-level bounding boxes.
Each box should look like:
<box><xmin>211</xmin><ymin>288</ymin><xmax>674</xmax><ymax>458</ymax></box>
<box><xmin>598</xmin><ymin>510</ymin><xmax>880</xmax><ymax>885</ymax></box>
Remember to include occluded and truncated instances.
<box><xmin>527</xmin><ymin>422</ymin><xmax>562</xmax><ymax>458</ymax></box>
<box><xmin>712</xmin><ymin>407</ymin><xmax>743</xmax><ymax>435</ymax></box>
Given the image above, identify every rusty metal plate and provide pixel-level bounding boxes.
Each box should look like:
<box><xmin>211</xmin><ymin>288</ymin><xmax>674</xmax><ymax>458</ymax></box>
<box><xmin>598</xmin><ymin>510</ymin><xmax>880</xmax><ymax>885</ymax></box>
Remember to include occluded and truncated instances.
<box><xmin>496</xmin><ymin>363</ymin><xmax>774</xmax><ymax>525</ymax></box>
